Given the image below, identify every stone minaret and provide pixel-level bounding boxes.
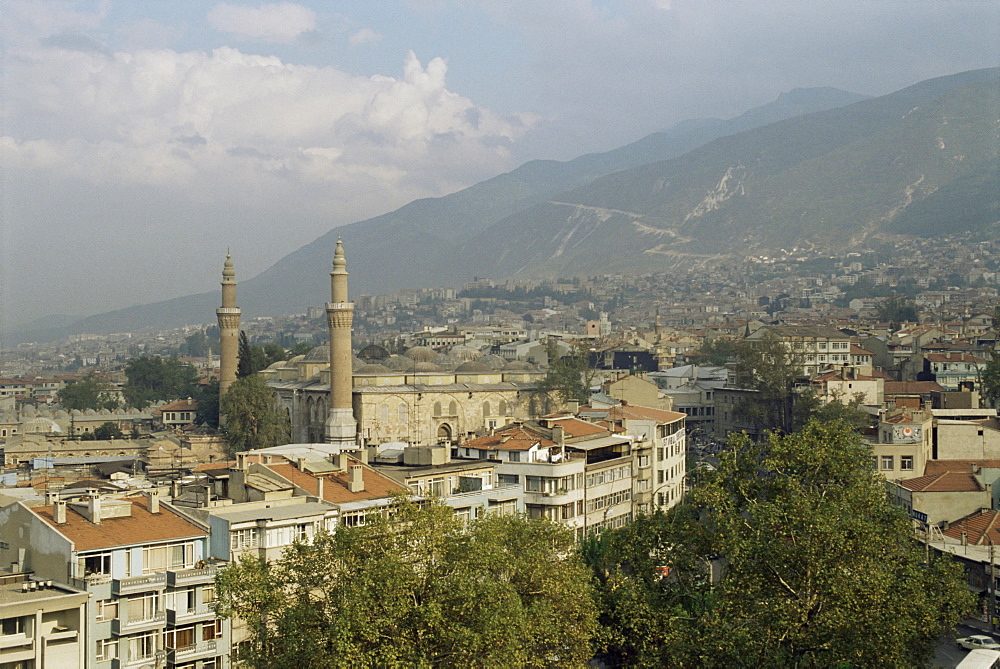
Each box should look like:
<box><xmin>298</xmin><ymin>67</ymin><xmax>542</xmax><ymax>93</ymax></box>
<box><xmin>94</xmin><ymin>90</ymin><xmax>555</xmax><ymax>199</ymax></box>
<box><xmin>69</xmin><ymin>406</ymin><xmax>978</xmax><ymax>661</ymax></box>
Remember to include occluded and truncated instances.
<box><xmin>216</xmin><ymin>253</ymin><xmax>241</xmax><ymax>397</ymax></box>
<box><xmin>324</xmin><ymin>239</ymin><xmax>358</xmax><ymax>448</ymax></box>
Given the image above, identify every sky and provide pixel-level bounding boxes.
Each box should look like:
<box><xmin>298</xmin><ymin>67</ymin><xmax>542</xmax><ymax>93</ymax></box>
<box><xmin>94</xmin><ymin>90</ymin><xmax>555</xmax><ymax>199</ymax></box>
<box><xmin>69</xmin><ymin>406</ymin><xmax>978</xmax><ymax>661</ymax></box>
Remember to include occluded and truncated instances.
<box><xmin>1</xmin><ymin>0</ymin><xmax>998</xmax><ymax>332</ymax></box>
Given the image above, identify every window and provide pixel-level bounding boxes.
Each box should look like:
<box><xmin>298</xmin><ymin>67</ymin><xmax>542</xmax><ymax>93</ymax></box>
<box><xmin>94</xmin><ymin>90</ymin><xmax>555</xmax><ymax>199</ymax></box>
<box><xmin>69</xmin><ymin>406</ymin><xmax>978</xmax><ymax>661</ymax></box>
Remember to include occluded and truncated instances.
<box><xmin>202</xmin><ymin>619</ymin><xmax>223</xmax><ymax>641</ymax></box>
<box><xmin>398</xmin><ymin>403</ymin><xmax>408</xmax><ymax>423</ymax></box>
<box><xmin>202</xmin><ymin>585</ymin><xmax>216</xmax><ymax>605</ymax></box>
<box><xmin>497</xmin><ymin>473</ymin><xmax>519</xmax><ymax>486</ymax></box>
<box><xmin>509</xmin><ymin>451</ymin><xmax>520</xmax><ymax>463</ymax></box>
<box><xmin>231</xmin><ymin>528</ymin><xmax>259</xmax><ymax>550</ymax></box>
<box><xmin>129</xmin><ymin>632</ymin><xmax>156</xmax><ymax>660</ymax></box>
<box><xmin>1</xmin><ymin>616</ymin><xmax>27</xmax><ymax>636</ymax></box>
<box><xmin>95</xmin><ymin>599</ymin><xmax>118</xmax><ymax>622</ymax></box>
<box><xmin>143</xmin><ymin>543</ymin><xmax>194</xmax><ymax>573</ymax></box>
<box><xmin>900</xmin><ymin>456</ymin><xmax>914</xmax><ymax>471</ymax></box>
<box><xmin>880</xmin><ymin>455</ymin><xmax>893</xmax><ymax>470</ymax></box>
<box><xmin>96</xmin><ymin>638</ymin><xmax>118</xmax><ymax>661</ymax></box>
<box><xmin>80</xmin><ymin>552</ymin><xmax>112</xmax><ymax>577</ymax></box>
<box><xmin>164</xmin><ymin>625</ymin><xmax>195</xmax><ymax>650</ymax></box>
<box><xmin>128</xmin><ymin>593</ymin><xmax>160</xmax><ymax>623</ymax></box>
<box><xmin>637</xmin><ymin>455</ymin><xmax>650</xmax><ymax>468</ymax></box>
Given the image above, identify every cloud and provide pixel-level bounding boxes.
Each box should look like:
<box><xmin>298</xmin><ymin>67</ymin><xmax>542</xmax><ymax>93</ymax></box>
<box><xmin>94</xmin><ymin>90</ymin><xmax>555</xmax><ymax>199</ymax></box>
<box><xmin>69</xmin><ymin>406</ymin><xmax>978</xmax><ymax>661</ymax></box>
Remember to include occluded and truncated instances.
<box><xmin>349</xmin><ymin>27</ymin><xmax>381</xmax><ymax>46</ymax></box>
<box><xmin>207</xmin><ymin>2</ymin><xmax>318</xmax><ymax>43</ymax></box>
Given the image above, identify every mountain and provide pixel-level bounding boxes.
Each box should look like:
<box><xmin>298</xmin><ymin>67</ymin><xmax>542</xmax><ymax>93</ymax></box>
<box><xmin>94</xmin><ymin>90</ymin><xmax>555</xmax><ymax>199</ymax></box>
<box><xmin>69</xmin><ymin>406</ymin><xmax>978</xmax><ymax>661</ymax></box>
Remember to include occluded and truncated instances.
<box><xmin>16</xmin><ymin>69</ymin><xmax>1000</xmax><ymax>340</ymax></box>
<box><xmin>450</xmin><ymin>68</ymin><xmax>999</xmax><ymax>279</ymax></box>
<box><xmin>11</xmin><ymin>85</ymin><xmax>869</xmax><ymax>341</ymax></box>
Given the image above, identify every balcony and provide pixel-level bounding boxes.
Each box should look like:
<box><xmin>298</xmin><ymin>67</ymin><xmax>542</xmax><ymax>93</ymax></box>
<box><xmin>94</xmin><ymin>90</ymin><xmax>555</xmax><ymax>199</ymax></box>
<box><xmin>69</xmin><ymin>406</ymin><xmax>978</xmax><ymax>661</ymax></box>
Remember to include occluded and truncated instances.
<box><xmin>167</xmin><ymin>639</ymin><xmax>218</xmax><ymax>664</ymax></box>
<box><xmin>166</xmin><ymin>606</ymin><xmax>216</xmax><ymax>626</ymax></box>
<box><xmin>114</xmin><ymin>649</ymin><xmax>166</xmax><ymax>668</ymax></box>
<box><xmin>113</xmin><ymin>573</ymin><xmax>167</xmax><ymax>596</ymax></box>
<box><xmin>166</xmin><ymin>565</ymin><xmax>217</xmax><ymax>588</ymax></box>
<box><xmin>112</xmin><ymin>612</ymin><xmax>167</xmax><ymax>635</ymax></box>
<box><xmin>45</xmin><ymin>627</ymin><xmax>79</xmax><ymax>642</ymax></box>
<box><xmin>0</xmin><ymin>634</ymin><xmax>32</xmax><ymax>650</ymax></box>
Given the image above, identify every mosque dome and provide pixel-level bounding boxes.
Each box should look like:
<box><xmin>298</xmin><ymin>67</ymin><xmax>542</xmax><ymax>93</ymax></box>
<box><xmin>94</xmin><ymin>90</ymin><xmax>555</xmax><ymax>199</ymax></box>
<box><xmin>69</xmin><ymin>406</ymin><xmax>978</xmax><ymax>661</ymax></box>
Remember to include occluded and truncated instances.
<box><xmin>302</xmin><ymin>345</ymin><xmax>330</xmax><ymax>363</ymax></box>
<box><xmin>478</xmin><ymin>354</ymin><xmax>508</xmax><ymax>370</ymax></box>
<box><xmin>434</xmin><ymin>354</ymin><xmax>462</xmax><ymax>371</ymax></box>
<box><xmin>23</xmin><ymin>417</ymin><xmax>62</xmax><ymax>434</ymax></box>
<box><xmin>455</xmin><ymin>361</ymin><xmax>492</xmax><ymax>373</ymax></box>
<box><xmin>504</xmin><ymin>360</ymin><xmax>535</xmax><ymax>371</ymax></box>
<box><xmin>383</xmin><ymin>355</ymin><xmax>414</xmax><ymax>372</ymax></box>
<box><xmin>358</xmin><ymin>344</ymin><xmax>391</xmax><ymax>361</ymax></box>
<box><xmin>403</xmin><ymin>346</ymin><xmax>438</xmax><ymax>363</ymax></box>
<box><xmin>412</xmin><ymin>361</ymin><xmax>444</xmax><ymax>373</ymax></box>
<box><xmin>355</xmin><ymin>363</ymin><xmax>392</xmax><ymax>375</ymax></box>
<box><xmin>449</xmin><ymin>345</ymin><xmax>483</xmax><ymax>362</ymax></box>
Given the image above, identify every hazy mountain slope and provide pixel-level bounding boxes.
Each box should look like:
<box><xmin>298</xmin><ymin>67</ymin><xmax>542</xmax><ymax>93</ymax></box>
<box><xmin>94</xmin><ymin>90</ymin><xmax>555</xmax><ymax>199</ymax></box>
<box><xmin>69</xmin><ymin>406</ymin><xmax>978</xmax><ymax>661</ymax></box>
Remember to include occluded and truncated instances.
<box><xmin>453</xmin><ymin>68</ymin><xmax>999</xmax><ymax>280</ymax></box>
<box><xmin>12</xmin><ymin>85</ymin><xmax>871</xmax><ymax>340</ymax></box>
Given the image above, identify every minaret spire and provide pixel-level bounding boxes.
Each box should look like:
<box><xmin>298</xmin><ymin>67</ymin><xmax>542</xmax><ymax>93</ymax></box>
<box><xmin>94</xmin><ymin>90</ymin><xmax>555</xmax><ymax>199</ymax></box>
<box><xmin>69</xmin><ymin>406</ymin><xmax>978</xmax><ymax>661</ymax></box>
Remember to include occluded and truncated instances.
<box><xmin>324</xmin><ymin>238</ymin><xmax>358</xmax><ymax>448</ymax></box>
<box><xmin>217</xmin><ymin>252</ymin><xmax>241</xmax><ymax>399</ymax></box>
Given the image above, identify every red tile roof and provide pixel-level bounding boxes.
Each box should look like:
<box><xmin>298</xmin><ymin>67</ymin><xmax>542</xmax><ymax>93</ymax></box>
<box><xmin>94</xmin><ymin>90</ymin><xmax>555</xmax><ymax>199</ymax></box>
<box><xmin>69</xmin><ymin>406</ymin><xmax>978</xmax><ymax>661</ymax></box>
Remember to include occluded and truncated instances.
<box><xmin>607</xmin><ymin>405</ymin><xmax>685</xmax><ymax>424</ymax></box>
<box><xmin>31</xmin><ymin>496</ymin><xmax>206</xmax><ymax>552</ymax></box>
<box><xmin>924</xmin><ymin>460</ymin><xmax>1000</xmax><ymax>476</ymax></box>
<box><xmin>943</xmin><ymin>509</ymin><xmax>1000</xmax><ymax>545</ymax></box>
<box><xmin>897</xmin><ymin>471</ymin><xmax>985</xmax><ymax>493</ymax></box>
<box><xmin>265</xmin><ymin>460</ymin><xmax>406</xmax><ymax>504</ymax></box>
<box><xmin>884</xmin><ymin>381</ymin><xmax>944</xmax><ymax>395</ymax></box>
<box><xmin>462</xmin><ymin>426</ymin><xmax>555</xmax><ymax>451</ymax></box>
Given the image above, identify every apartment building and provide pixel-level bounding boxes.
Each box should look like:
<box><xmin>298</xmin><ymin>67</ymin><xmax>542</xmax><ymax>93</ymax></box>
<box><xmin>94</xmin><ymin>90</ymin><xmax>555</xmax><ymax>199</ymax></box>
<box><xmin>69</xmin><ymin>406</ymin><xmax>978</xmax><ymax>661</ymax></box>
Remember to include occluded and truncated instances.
<box><xmin>0</xmin><ymin>571</ymin><xmax>88</xmax><ymax>668</ymax></box>
<box><xmin>0</xmin><ymin>491</ymin><xmax>229</xmax><ymax>669</ymax></box>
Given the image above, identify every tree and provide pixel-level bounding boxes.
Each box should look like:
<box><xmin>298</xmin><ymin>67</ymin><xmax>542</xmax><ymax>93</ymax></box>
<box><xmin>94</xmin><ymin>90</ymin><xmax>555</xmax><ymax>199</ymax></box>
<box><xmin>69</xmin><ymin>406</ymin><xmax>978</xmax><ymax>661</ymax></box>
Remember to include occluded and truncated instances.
<box><xmin>123</xmin><ymin>356</ymin><xmax>199</xmax><ymax>408</ymax></box>
<box><xmin>195</xmin><ymin>379</ymin><xmax>220</xmax><ymax>429</ymax></box>
<box><xmin>532</xmin><ymin>341</ymin><xmax>596</xmax><ymax>413</ymax></box>
<box><xmin>92</xmin><ymin>421</ymin><xmax>124</xmax><ymax>440</ymax></box>
<box><xmin>875</xmin><ymin>295</ymin><xmax>919</xmax><ymax>328</ymax></box>
<box><xmin>220</xmin><ymin>374</ymin><xmax>290</xmax><ymax>454</ymax></box>
<box><xmin>215</xmin><ymin>499</ymin><xmax>597</xmax><ymax>668</ymax></box>
<box><xmin>57</xmin><ymin>374</ymin><xmax>119</xmax><ymax>411</ymax></box>
<box><xmin>792</xmin><ymin>389</ymin><xmax>873</xmax><ymax>431</ymax></box>
<box><xmin>732</xmin><ymin>332</ymin><xmax>802</xmax><ymax>434</ymax></box>
<box><xmin>181</xmin><ymin>330</ymin><xmax>209</xmax><ymax>357</ymax></box>
<box><xmin>237</xmin><ymin>331</ymin><xmax>270</xmax><ymax>378</ymax></box>
<box><xmin>689</xmin><ymin>337</ymin><xmax>736</xmax><ymax>366</ymax></box>
<box><xmin>586</xmin><ymin>421</ymin><xmax>972</xmax><ymax>667</ymax></box>
<box><xmin>982</xmin><ymin>351</ymin><xmax>1000</xmax><ymax>409</ymax></box>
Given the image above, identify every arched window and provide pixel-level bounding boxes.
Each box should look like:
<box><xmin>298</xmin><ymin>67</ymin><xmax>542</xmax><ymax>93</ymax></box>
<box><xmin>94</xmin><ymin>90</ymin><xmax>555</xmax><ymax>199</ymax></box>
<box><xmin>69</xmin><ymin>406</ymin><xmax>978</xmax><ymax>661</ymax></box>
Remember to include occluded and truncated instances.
<box><xmin>449</xmin><ymin>400</ymin><xmax>457</xmax><ymax>416</ymax></box>
<box><xmin>379</xmin><ymin>405</ymin><xmax>389</xmax><ymax>424</ymax></box>
<box><xmin>499</xmin><ymin>400</ymin><xmax>508</xmax><ymax>416</ymax></box>
<box><xmin>433</xmin><ymin>401</ymin><xmax>442</xmax><ymax>417</ymax></box>
<box><xmin>482</xmin><ymin>401</ymin><xmax>491</xmax><ymax>417</ymax></box>
<box><xmin>398</xmin><ymin>403</ymin><xmax>408</xmax><ymax>423</ymax></box>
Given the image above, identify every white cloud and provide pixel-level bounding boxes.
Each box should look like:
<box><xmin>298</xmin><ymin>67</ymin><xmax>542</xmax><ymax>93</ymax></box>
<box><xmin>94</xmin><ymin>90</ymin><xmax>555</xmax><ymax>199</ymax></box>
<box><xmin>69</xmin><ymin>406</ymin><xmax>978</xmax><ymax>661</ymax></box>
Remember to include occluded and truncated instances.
<box><xmin>349</xmin><ymin>28</ymin><xmax>381</xmax><ymax>46</ymax></box>
<box><xmin>207</xmin><ymin>2</ymin><xmax>318</xmax><ymax>43</ymax></box>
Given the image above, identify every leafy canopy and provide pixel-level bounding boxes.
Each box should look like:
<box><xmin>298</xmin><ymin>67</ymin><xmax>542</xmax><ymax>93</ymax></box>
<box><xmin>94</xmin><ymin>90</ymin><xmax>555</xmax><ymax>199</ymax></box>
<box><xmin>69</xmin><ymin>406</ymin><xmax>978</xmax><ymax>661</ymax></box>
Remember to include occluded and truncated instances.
<box><xmin>586</xmin><ymin>420</ymin><xmax>972</xmax><ymax>667</ymax></box>
<box><xmin>219</xmin><ymin>374</ymin><xmax>290</xmax><ymax>455</ymax></box>
<box><xmin>57</xmin><ymin>374</ymin><xmax>120</xmax><ymax>411</ymax></box>
<box><xmin>123</xmin><ymin>356</ymin><xmax>199</xmax><ymax>408</ymax></box>
<box><xmin>215</xmin><ymin>499</ymin><xmax>598</xmax><ymax>668</ymax></box>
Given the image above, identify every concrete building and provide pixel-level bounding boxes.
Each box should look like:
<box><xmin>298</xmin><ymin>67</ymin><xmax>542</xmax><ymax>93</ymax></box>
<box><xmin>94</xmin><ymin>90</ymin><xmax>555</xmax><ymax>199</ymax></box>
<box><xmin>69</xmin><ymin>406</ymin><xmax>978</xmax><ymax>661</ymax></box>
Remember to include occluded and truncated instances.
<box><xmin>0</xmin><ymin>491</ymin><xmax>229</xmax><ymax>668</ymax></box>
<box><xmin>869</xmin><ymin>408</ymin><xmax>933</xmax><ymax>480</ymax></box>
<box><xmin>0</xmin><ymin>570</ymin><xmax>88</xmax><ymax>668</ymax></box>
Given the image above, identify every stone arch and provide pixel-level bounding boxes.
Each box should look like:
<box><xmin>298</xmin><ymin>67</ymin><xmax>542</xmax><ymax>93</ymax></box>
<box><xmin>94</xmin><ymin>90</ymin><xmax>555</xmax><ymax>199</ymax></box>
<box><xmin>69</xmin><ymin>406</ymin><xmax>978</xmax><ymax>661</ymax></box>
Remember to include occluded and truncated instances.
<box><xmin>437</xmin><ymin>423</ymin><xmax>453</xmax><ymax>443</ymax></box>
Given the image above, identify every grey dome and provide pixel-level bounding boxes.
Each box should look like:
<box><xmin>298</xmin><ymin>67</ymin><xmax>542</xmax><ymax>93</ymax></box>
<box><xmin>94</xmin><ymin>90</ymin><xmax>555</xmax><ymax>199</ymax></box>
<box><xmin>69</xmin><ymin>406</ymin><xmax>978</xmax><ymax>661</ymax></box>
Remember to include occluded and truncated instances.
<box><xmin>412</xmin><ymin>361</ymin><xmax>444</xmax><ymax>373</ymax></box>
<box><xmin>478</xmin><ymin>354</ymin><xmax>508</xmax><ymax>370</ymax></box>
<box><xmin>355</xmin><ymin>363</ymin><xmax>392</xmax><ymax>375</ymax></box>
<box><xmin>449</xmin><ymin>345</ymin><xmax>483</xmax><ymax>361</ymax></box>
<box><xmin>404</xmin><ymin>346</ymin><xmax>439</xmax><ymax>363</ymax></box>
<box><xmin>302</xmin><ymin>345</ymin><xmax>330</xmax><ymax>363</ymax></box>
<box><xmin>455</xmin><ymin>361</ymin><xmax>492</xmax><ymax>373</ymax></box>
<box><xmin>504</xmin><ymin>360</ymin><xmax>535</xmax><ymax>371</ymax></box>
<box><xmin>383</xmin><ymin>355</ymin><xmax>414</xmax><ymax>372</ymax></box>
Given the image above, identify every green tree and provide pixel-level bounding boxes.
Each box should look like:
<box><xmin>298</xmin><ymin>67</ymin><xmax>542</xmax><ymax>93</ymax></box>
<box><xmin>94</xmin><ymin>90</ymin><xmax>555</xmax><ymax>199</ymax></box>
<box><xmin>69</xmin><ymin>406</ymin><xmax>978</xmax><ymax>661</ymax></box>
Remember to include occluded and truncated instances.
<box><xmin>57</xmin><ymin>374</ymin><xmax>119</xmax><ymax>411</ymax></box>
<box><xmin>215</xmin><ymin>499</ymin><xmax>597</xmax><ymax>668</ymax></box>
<box><xmin>792</xmin><ymin>389</ymin><xmax>873</xmax><ymax>431</ymax></box>
<box><xmin>123</xmin><ymin>356</ymin><xmax>199</xmax><ymax>408</ymax></box>
<box><xmin>732</xmin><ymin>332</ymin><xmax>802</xmax><ymax>434</ymax></box>
<box><xmin>195</xmin><ymin>379</ymin><xmax>220</xmax><ymax>429</ymax></box>
<box><xmin>532</xmin><ymin>341</ymin><xmax>596</xmax><ymax>413</ymax></box>
<box><xmin>875</xmin><ymin>295</ymin><xmax>919</xmax><ymax>328</ymax></box>
<box><xmin>220</xmin><ymin>374</ymin><xmax>290</xmax><ymax>454</ymax></box>
<box><xmin>689</xmin><ymin>337</ymin><xmax>736</xmax><ymax>366</ymax></box>
<box><xmin>587</xmin><ymin>421</ymin><xmax>972</xmax><ymax>667</ymax></box>
<box><xmin>982</xmin><ymin>350</ymin><xmax>1000</xmax><ymax>409</ymax></box>
<box><xmin>237</xmin><ymin>331</ymin><xmax>270</xmax><ymax>378</ymax></box>
<box><xmin>182</xmin><ymin>330</ymin><xmax>209</xmax><ymax>357</ymax></box>
<box><xmin>92</xmin><ymin>421</ymin><xmax>124</xmax><ymax>440</ymax></box>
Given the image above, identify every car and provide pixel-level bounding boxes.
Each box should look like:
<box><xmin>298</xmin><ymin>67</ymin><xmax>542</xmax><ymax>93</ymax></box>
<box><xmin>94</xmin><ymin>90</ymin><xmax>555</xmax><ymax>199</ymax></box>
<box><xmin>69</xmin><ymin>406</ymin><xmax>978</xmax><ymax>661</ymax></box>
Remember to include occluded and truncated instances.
<box><xmin>957</xmin><ymin>635</ymin><xmax>1000</xmax><ymax>651</ymax></box>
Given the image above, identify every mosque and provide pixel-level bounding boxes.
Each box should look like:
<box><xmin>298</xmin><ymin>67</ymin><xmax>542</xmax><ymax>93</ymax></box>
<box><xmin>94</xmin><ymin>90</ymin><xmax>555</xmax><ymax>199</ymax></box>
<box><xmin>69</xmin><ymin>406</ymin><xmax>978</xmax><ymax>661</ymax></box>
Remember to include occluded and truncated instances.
<box><xmin>217</xmin><ymin>242</ymin><xmax>545</xmax><ymax>450</ymax></box>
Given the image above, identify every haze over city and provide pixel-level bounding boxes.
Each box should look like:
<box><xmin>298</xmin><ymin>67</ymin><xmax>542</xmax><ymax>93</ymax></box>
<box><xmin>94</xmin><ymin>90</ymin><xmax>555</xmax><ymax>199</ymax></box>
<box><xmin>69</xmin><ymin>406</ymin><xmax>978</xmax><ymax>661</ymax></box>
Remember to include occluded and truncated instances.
<box><xmin>2</xmin><ymin>0</ymin><xmax>997</xmax><ymax>331</ymax></box>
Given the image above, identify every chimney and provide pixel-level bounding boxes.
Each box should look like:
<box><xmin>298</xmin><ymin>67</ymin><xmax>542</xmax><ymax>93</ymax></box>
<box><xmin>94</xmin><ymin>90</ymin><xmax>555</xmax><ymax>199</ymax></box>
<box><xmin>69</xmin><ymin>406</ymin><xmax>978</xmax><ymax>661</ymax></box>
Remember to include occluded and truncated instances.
<box><xmin>53</xmin><ymin>499</ymin><xmax>67</xmax><ymax>524</ymax></box>
<box><xmin>316</xmin><ymin>476</ymin><xmax>325</xmax><ymax>500</ymax></box>
<box><xmin>348</xmin><ymin>464</ymin><xmax>364</xmax><ymax>493</ymax></box>
<box><xmin>297</xmin><ymin>457</ymin><xmax>306</xmax><ymax>471</ymax></box>
<box><xmin>148</xmin><ymin>491</ymin><xmax>160</xmax><ymax>514</ymax></box>
<box><xmin>170</xmin><ymin>480</ymin><xmax>180</xmax><ymax>499</ymax></box>
<box><xmin>552</xmin><ymin>424</ymin><xmax>565</xmax><ymax>447</ymax></box>
<box><xmin>88</xmin><ymin>496</ymin><xmax>102</xmax><ymax>525</ymax></box>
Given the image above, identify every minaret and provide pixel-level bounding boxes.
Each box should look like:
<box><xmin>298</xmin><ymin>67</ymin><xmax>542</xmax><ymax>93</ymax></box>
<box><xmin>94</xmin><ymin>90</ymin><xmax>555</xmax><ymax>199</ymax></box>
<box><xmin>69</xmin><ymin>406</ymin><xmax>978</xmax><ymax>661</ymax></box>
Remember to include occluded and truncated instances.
<box><xmin>324</xmin><ymin>239</ymin><xmax>358</xmax><ymax>448</ymax></box>
<box><xmin>216</xmin><ymin>253</ymin><xmax>241</xmax><ymax>397</ymax></box>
